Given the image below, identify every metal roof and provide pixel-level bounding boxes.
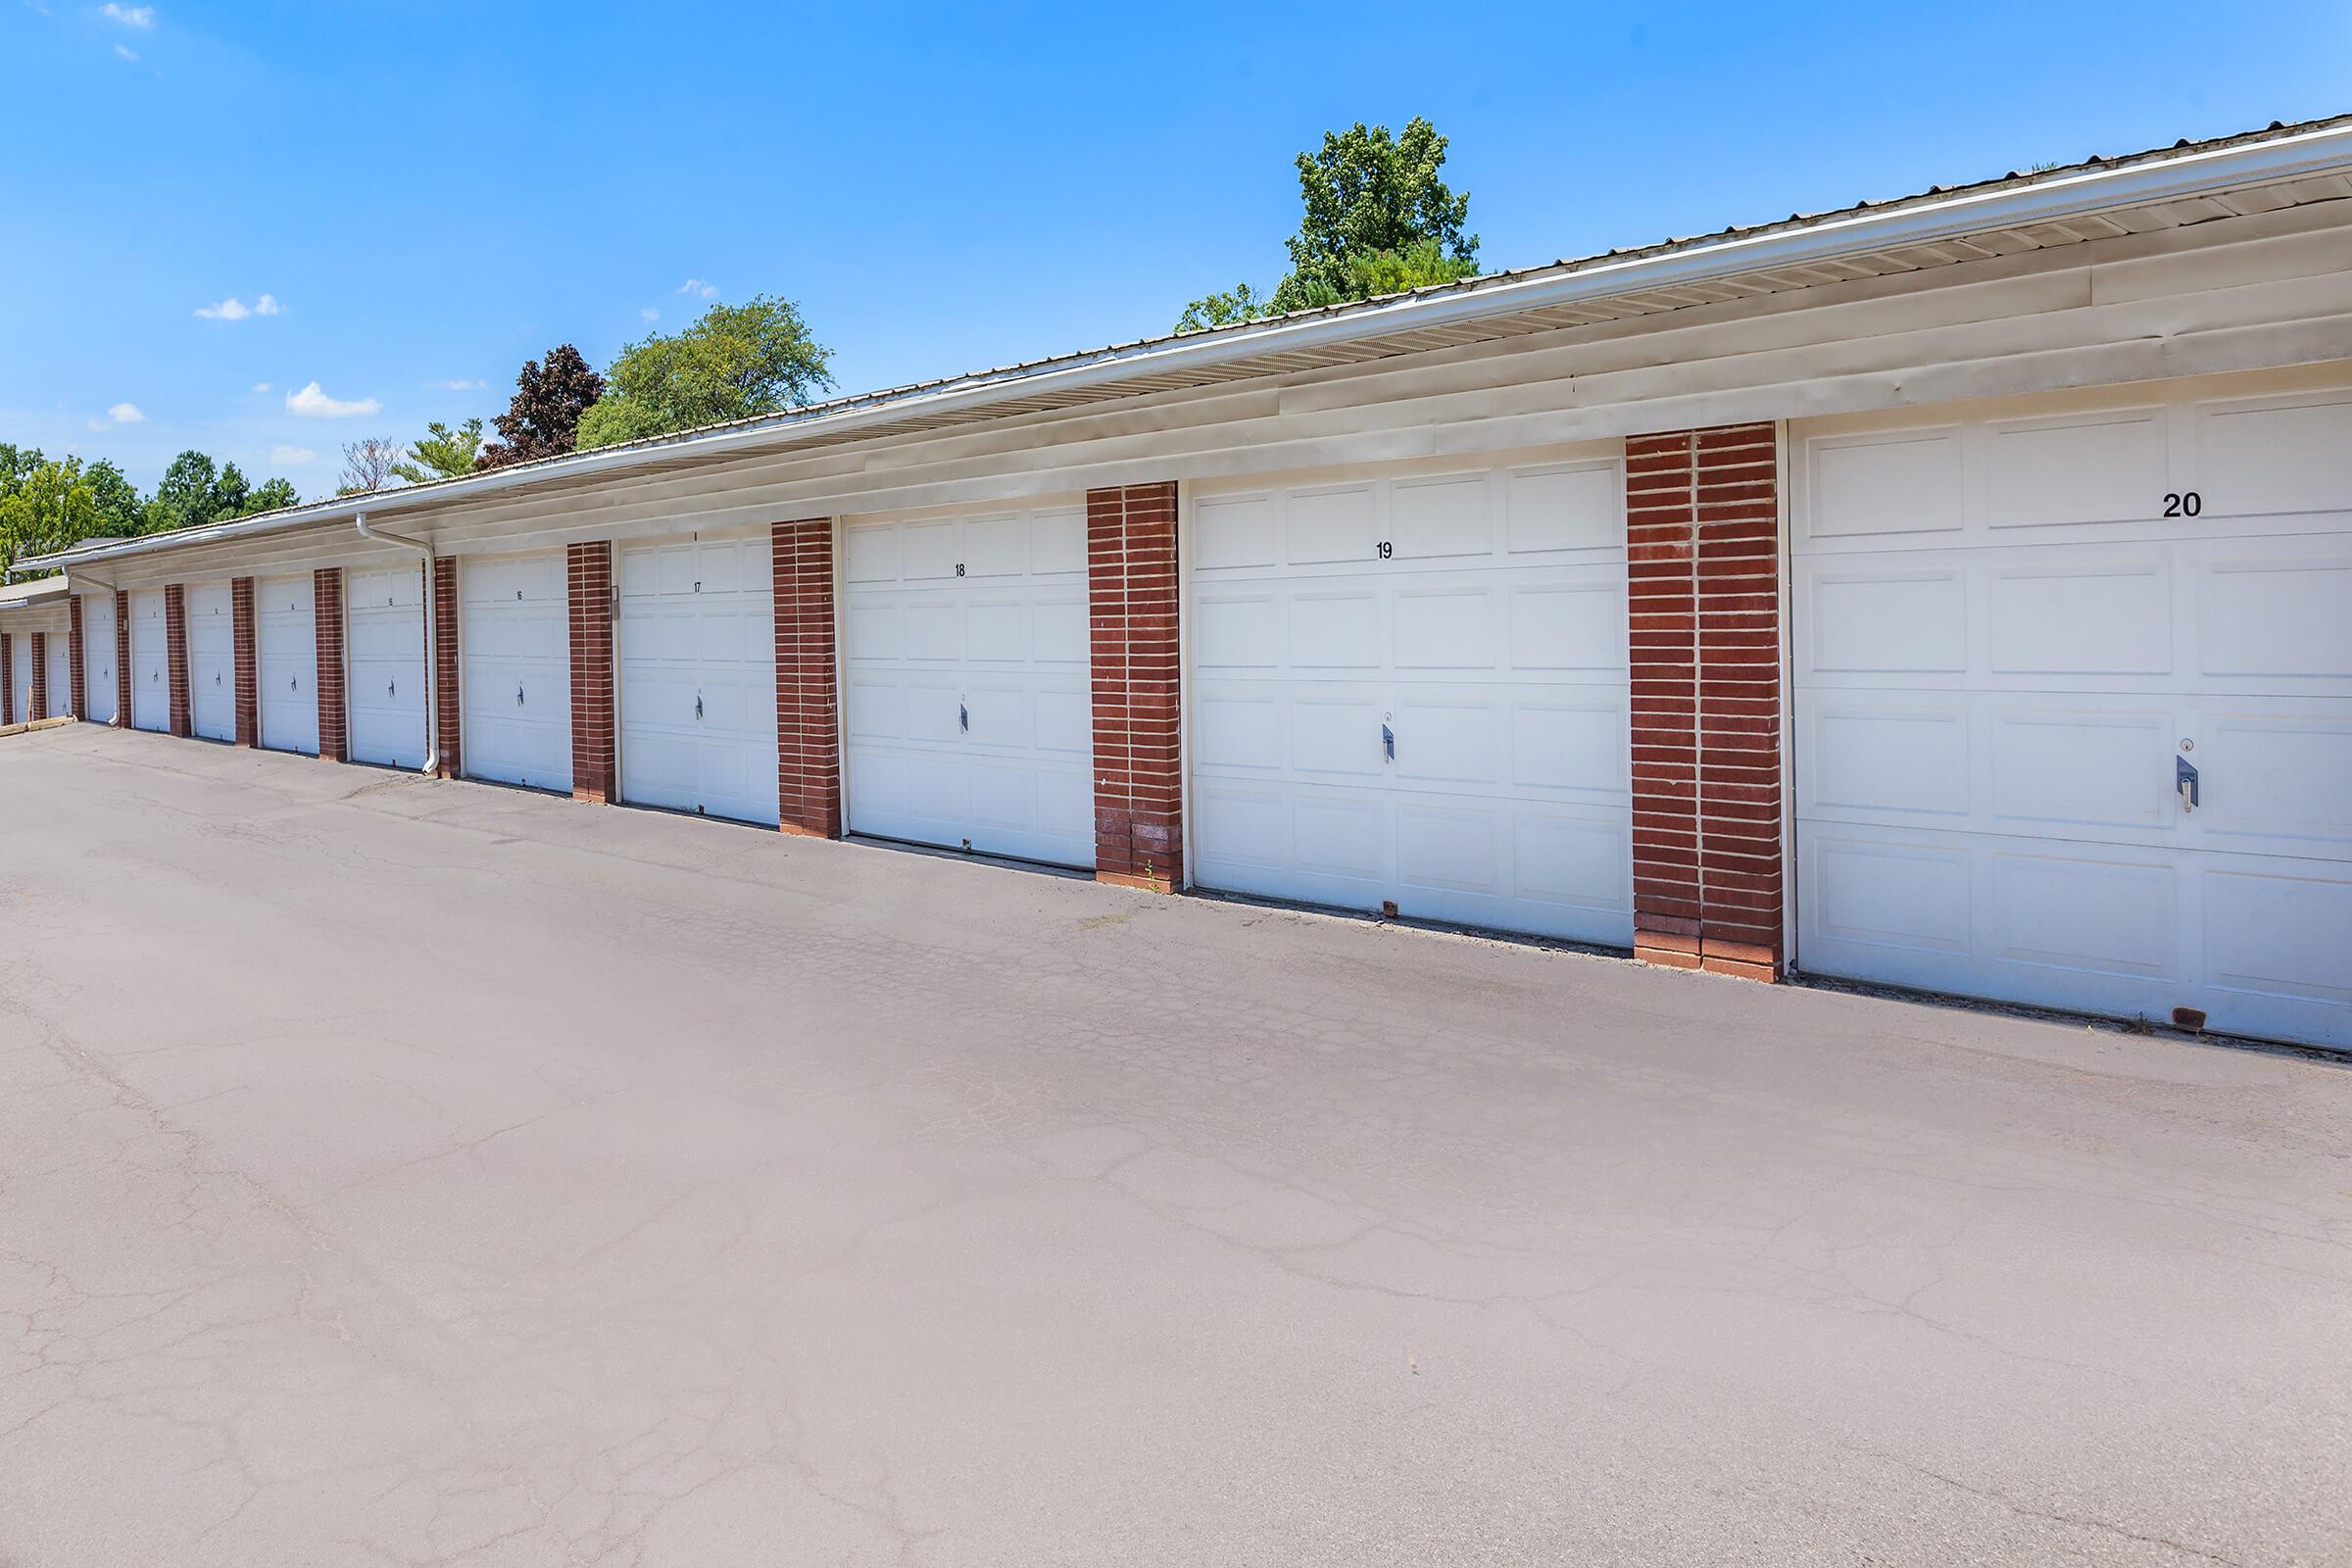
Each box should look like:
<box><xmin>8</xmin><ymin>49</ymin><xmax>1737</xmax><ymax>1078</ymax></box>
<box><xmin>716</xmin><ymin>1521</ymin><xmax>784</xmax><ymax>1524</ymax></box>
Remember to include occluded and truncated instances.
<box><xmin>26</xmin><ymin>111</ymin><xmax>2352</xmax><ymax>572</ymax></box>
<box><xmin>0</xmin><ymin>576</ymin><xmax>71</xmax><ymax>609</ymax></box>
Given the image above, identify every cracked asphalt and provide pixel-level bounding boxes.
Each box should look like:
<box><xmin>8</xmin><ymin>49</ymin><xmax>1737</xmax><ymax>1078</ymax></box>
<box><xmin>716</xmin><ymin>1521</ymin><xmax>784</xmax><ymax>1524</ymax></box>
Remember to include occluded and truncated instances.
<box><xmin>1</xmin><ymin>723</ymin><xmax>2347</xmax><ymax>1567</ymax></box>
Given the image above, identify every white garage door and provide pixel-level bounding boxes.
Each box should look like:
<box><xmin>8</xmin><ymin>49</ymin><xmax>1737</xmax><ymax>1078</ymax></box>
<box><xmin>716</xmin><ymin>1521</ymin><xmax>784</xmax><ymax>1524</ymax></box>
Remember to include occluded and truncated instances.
<box><xmin>129</xmin><ymin>590</ymin><xmax>168</xmax><ymax>731</ymax></box>
<box><xmin>1189</xmin><ymin>453</ymin><xmax>1633</xmax><ymax>943</ymax></box>
<box><xmin>81</xmin><ymin>593</ymin><xmax>118</xmax><ymax>724</ymax></box>
<box><xmin>348</xmin><ymin>564</ymin><xmax>427</xmax><ymax>768</ymax></box>
<box><xmin>8</xmin><ymin>633</ymin><xmax>28</xmax><ymax>724</ymax></box>
<box><xmin>618</xmin><ymin>533</ymin><xmax>778</xmax><ymax>825</ymax></box>
<box><xmin>185</xmin><ymin>583</ymin><xmax>234</xmax><ymax>742</ymax></box>
<box><xmin>843</xmin><ymin>504</ymin><xmax>1093</xmax><ymax>865</ymax></box>
<box><xmin>1792</xmin><ymin>368</ymin><xmax>2352</xmax><ymax>1050</ymax></box>
<box><xmin>461</xmin><ymin>554</ymin><xmax>571</xmax><ymax>792</ymax></box>
<box><xmin>256</xmin><ymin>574</ymin><xmax>318</xmax><ymax>755</ymax></box>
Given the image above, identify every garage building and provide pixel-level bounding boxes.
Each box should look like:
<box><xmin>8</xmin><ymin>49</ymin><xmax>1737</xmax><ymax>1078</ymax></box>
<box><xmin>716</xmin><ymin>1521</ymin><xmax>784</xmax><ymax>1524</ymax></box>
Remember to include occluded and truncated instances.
<box><xmin>22</xmin><ymin>115</ymin><xmax>2352</xmax><ymax>1050</ymax></box>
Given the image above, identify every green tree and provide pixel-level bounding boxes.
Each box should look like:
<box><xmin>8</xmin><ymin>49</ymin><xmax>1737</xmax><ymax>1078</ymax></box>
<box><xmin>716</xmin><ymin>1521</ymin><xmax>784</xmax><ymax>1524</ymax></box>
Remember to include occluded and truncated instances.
<box><xmin>82</xmin><ymin>459</ymin><xmax>143</xmax><ymax>536</ymax></box>
<box><xmin>477</xmin><ymin>345</ymin><xmax>606</xmax><ymax>470</ymax></box>
<box><xmin>392</xmin><ymin>417</ymin><xmax>484</xmax><ymax>484</ymax></box>
<box><xmin>146</xmin><ymin>449</ymin><xmax>220</xmax><ymax>532</ymax></box>
<box><xmin>1176</xmin><ymin>116</ymin><xmax>1482</xmax><ymax>331</ymax></box>
<box><xmin>576</xmin><ymin>295</ymin><xmax>834</xmax><ymax>451</ymax></box>
<box><xmin>138</xmin><ymin>449</ymin><xmax>300</xmax><ymax>532</ymax></box>
<box><xmin>0</xmin><ymin>458</ymin><xmax>100</xmax><ymax>575</ymax></box>
<box><xmin>245</xmin><ymin>476</ymin><xmax>301</xmax><ymax>514</ymax></box>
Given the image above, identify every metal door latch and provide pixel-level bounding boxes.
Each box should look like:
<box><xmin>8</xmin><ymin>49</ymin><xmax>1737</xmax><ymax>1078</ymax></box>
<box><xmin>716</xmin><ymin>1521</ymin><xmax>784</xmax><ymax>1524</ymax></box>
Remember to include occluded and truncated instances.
<box><xmin>959</xmin><ymin>701</ymin><xmax>969</xmax><ymax>734</ymax></box>
<box><xmin>1381</xmin><ymin>721</ymin><xmax>1395</xmax><ymax>762</ymax></box>
<box><xmin>2177</xmin><ymin>755</ymin><xmax>2200</xmax><ymax>813</ymax></box>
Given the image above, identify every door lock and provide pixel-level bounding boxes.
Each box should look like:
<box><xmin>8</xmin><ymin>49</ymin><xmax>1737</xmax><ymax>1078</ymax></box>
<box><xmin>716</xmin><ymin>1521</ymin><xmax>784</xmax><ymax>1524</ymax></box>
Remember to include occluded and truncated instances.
<box><xmin>2177</xmin><ymin>755</ymin><xmax>2200</xmax><ymax>814</ymax></box>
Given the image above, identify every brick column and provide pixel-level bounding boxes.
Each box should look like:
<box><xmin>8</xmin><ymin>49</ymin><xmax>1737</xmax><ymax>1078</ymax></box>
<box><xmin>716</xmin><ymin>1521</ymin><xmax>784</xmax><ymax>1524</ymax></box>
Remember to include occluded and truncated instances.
<box><xmin>315</xmin><ymin>567</ymin><xmax>348</xmax><ymax>761</ymax></box>
<box><xmin>566</xmin><ymin>541</ymin><xmax>615</xmax><ymax>804</ymax></box>
<box><xmin>231</xmin><ymin>576</ymin><xmax>258</xmax><ymax>747</ymax></box>
<box><xmin>113</xmin><ymin>590</ymin><xmax>131</xmax><ymax>728</ymax></box>
<box><xmin>1625</xmin><ymin>423</ymin><xmax>1785</xmax><ymax>981</ymax></box>
<box><xmin>432</xmin><ymin>558</ymin><xmax>461</xmax><ymax>777</ymax></box>
<box><xmin>31</xmin><ymin>630</ymin><xmax>51</xmax><ymax>719</ymax></box>
<box><xmin>1087</xmin><ymin>481</ymin><xmax>1183</xmax><ymax>893</ymax></box>
<box><xmin>165</xmin><ymin>584</ymin><xmax>191</xmax><ymax>738</ymax></box>
<box><xmin>771</xmin><ymin>517</ymin><xmax>841</xmax><ymax>837</ymax></box>
<box><xmin>68</xmin><ymin>594</ymin><xmax>85</xmax><ymax>719</ymax></box>
<box><xmin>1</xmin><ymin>632</ymin><xmax>13</xmax><ymax>725</ymax></box>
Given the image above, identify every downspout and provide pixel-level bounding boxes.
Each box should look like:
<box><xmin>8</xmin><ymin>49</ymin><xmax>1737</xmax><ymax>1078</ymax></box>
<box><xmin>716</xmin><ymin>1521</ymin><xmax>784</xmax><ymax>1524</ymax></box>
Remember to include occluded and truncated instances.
<box><xmin>354</xmin><ymin>514</ymin><xmax>438</xmax><ymax>773</ymax></box>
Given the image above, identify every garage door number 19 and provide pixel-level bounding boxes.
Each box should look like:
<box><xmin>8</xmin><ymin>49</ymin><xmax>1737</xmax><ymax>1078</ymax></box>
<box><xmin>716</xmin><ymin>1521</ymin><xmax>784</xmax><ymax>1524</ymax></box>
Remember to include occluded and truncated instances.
<box><xmin>1375</xmin><ymin>540</ymin><xmax>1394</xmax><ymax>560</ymax></box>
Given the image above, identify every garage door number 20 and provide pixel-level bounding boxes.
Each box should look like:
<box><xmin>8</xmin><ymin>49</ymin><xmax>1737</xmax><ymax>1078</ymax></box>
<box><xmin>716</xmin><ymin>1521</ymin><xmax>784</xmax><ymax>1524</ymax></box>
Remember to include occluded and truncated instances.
<box><xmin>2162</xmin><ymin>491</ymin><xmax>2203</xmax><ymax>518</ymax></box>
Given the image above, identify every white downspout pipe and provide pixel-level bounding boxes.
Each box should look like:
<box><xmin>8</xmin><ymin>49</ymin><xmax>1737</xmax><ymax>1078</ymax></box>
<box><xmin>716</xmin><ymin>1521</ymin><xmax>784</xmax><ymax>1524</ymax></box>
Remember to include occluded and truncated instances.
<box><xmin>354</xmin><ymin>514</ymin><xmax>438</xmax><ymax>773</ymax></box>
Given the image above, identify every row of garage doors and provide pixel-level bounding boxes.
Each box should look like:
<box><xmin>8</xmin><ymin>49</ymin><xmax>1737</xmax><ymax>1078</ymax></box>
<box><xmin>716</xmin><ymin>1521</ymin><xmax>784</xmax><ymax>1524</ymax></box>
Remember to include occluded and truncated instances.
<box><xmin>72</xmin><ymin>368</ymin><xmax>2351</xmax><ymax>1048</ymax></box>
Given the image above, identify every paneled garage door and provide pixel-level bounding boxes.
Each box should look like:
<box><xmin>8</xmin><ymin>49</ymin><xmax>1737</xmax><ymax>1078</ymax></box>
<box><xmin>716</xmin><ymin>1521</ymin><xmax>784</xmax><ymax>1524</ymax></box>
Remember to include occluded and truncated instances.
<box><xmin>129</xmin><ymin>590</ymin><xmax>168</xmax><ymax>731</ymax></box>
<box><xmin>461</xmin><ymin>554</ymin><xmax>572</xmax><ymax>793</ymax></box>
<box><xmin>1189</xmin><ymin>452</ymin><xmax>1633</xmax><ymax>943</ymax></box>
<box><xmin>81</xmin><ymin>592</ymin><xmax>118</xmax><ymax>725</ymax></box>
<box><xmin>1791</xmin><ymin>368</ymin><xmax>2352</xmax><ymax>1050</ymax></box>
<box><xmin>257</xmin><ymin>574</ymin><xmax>318</xmax><ymax>755</ymax></box>
<box><xmin>7</xmin><ymin>633</ymin><xmax>29</xmax><ymax>723</ymax></box>
<box><xmin>618</xmin><ymin>533</ymin><xmax>778</xmax><ymax>826</ymax></box>
<box><xmin>185</xmin><ymin>583</ymin><xmax>235</xmax><ymax>742</ymax></box>
<box><xmin>843</xmin><ymin>504</ymin><xmax>1093</xmax><ymax>865</ymax></box>
<box><xmin>347</xmin><ymin>564</ymin><xmax>427</xmax><ymax>768</ymax></box>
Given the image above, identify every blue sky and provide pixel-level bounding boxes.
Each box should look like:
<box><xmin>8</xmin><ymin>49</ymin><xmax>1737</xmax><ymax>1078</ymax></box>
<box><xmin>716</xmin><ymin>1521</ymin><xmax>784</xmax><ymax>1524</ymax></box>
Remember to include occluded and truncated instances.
<box><xmin>3</xmin><ymin>2</ymin><xmax>2345</xmax><ymax>495</ymax></box>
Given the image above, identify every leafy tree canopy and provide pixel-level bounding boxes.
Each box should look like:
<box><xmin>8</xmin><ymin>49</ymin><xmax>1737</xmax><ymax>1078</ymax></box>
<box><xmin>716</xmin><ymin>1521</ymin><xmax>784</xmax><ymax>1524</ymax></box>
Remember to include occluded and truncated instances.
<box><xmin>392</xmin><ymin>417</ymin><xmax>484</xmax><ymax>485</ymax></box>
<box><xmin>1177</xmin><ymin>116</ymin><xmax>1482</xmax><ymax>332</ymax></box>
<box><xmin>478</xmin><ymin>346</ymin><xmax>605</xmax><ymax>470</ymax></box>
<box><xmin>0</xmin><ymin>457</ymin><xmax>101</xmax><ymax>575</ymax></box>
<box><xmin>576</xmin><ymin>295</ymin><xmax>834</xmax><ymax>452</ymax></box>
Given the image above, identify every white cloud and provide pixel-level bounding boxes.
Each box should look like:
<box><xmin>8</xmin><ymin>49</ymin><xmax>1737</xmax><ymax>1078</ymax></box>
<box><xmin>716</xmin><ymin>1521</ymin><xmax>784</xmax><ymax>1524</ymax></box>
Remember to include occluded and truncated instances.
<box><xmin>431</xmin><ymin>377</ymin><xmax>485</xmax><ymax>391</ymax></box>
<box><xmin>107</xmin><ymin>402</ymin><xmax>144</xmax><ymax>423</ymax></box>
<box><xmin>251</xmin><ymin>381</ymin><xmax>271</xmax><ymax>393</ymax></box>
<box><xmin>85</xmin><ymin>418</ymin><xmax>107</xmax><ymax>431</ymax></box>
<box><xmin>677</xmin><ymin>278</ymin><xmax>717</xmax><ymax>299</ymax></box>
<box><xmin>101</xmin><ymin>3</ymin><xmax>153</xmax><ymax>26</ymax></box>
<box><xmin>640</xmin><ymin>307</ymin><xmax>660</xmax><ymax>323</ymax></box>
<box><xmin>194</xmin><ymin>292</ymin><xmax>280</xmax><ymax>320</ymax></box>
<box><xmin>113</xmin><ymin>42</ymin><xmax>135</xmax><ymax>59</ymax></box>
<box><xmin>285</xmin><ymin>381</ymin><xmax>381</xmax><ymax>418</ymax></box>
<box><xmin>270</xmin><ymin>445</ymin><xmax>318</xmax><ymax>466</ymax></box>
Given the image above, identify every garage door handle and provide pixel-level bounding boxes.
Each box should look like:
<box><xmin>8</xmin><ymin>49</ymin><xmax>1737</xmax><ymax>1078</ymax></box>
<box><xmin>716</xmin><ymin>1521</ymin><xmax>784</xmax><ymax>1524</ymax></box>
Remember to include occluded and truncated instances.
<box><xmin>1382</xmin><ymin>721</ymin><xmax>1395</xmax><ymax>762</ymax></box>
<box><xmin>388</xmin><ymin>680</ymin><xmax>396</xmax><ymax>698</ymax></box>
<box><xmin>515</xmin><ymin>684</ymin><xmax>524</xmax><ymax>707</ymax></box>
<box><xmin>2177</xmin><ymin>755</ymin><xmax>2199</xmax><ymax>814</ymax></box>
<box><xmin>959</xmin><ymin>701</ymin><xmax>968</xmax><ymax>734</ymax></box>
<box><xmin>695</xmin><ymin>694</ymin><xmax>704</xmax><ymax>720</ymax></box>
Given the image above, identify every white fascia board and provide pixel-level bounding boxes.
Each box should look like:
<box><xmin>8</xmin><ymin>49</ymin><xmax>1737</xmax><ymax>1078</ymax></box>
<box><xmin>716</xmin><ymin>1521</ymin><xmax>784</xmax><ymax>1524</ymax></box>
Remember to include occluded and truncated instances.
<box><xmin>25</xmin><ymin>119</ymin><xmax>2352</xmax><ymax>574</ymax></box>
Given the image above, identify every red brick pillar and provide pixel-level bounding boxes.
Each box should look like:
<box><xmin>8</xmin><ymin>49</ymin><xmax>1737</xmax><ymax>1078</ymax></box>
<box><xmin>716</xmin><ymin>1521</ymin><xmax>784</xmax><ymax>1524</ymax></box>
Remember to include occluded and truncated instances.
<box><xmin>112</xmin><ymin>589</ymin><xmax>131</xmax><ymax>728</ymax></box>
<box><xmin>432</xmin><ymin>558</ymin><xmax>461</xmax><ymax>777</ymax></box>
<box><xmin>565</xmin><ymin>541</ymin><xmax>615</xmax><ymax>804</ymax></box>
<box><xmin>1625</xmin><ymin>423</ymin><xmax>1785</xmax><ymax>981</ymax></box>
<box><xmin>165</xmin><ymin>584</ymin><xmax>191</xmax><ymax>738</ymax></box>
<box><xmin>1087</xmin><ymin>481</ymin><xmax>1183</xmax><ymax>893</ymax></box>
<box><xmin>230</xmin><ymin>577</ymin><xmax>258</xmax><ymax>747</ymax></box>
<box><xmin>771</xmin><ymin>517</ymin><xmax>841</xmax><ymax>838</ymax></box>
<box><xmin>67</xmin><ymin>594</ymin><xmax>85</xmax><ymax>719</ymax></box>
<box><xmin>27</xmin><ymin>632</ymin><xmax>46</xmax><ymax>721</ymax></box>
<box><xmin>315</xmin><ymin>567</ymin><xmax>348</xmax><ymax>761</ymax></box>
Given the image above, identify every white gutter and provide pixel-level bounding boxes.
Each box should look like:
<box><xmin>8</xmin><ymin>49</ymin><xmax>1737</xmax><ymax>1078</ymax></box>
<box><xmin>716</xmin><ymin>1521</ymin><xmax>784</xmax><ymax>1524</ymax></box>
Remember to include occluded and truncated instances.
<box><xmin>352</xmin><ymin>514</ymin><xmax>438</xmax><ymax>772</ymax></box>
<box><xmin>24</xmin><ymin>117</ymin><xmax>2352</xmax><ymax>575</ymax></box>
